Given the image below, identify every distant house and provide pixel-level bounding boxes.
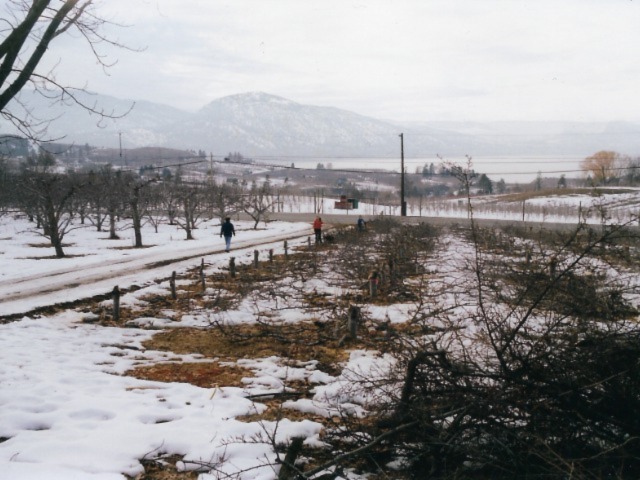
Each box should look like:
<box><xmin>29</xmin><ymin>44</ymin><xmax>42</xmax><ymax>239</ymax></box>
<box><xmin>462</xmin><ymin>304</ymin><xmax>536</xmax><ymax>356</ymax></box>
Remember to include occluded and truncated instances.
<box><xmin>334</xmin><ymin>195</ymin><xmax>359</xmax><ymax>210</ymax></box>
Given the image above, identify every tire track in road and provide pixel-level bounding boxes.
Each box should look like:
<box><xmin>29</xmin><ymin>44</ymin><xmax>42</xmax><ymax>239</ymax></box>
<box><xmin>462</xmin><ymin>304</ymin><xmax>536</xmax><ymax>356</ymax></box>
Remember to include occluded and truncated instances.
<box><xmin>0</xmin><ymin>229</ymin><xmax>309</xmax><ymax>319</ymax></box>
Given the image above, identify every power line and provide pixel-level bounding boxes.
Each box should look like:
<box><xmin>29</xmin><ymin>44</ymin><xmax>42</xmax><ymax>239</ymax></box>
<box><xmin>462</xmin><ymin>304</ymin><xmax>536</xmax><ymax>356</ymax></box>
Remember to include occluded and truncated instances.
<box><xmin>34</xmin><ymin>149</ymin><xmax>640</xmax><ymax>181</ymax></box>
<box><xmin>226</xmin><ymin>153</ymin><xmax>603</xmax><ymax>162</ymax></box>
<box><xmin>119</xmin><ymin>157</ymin><xmax>634</xmax><ymax>180</ymax></box>
<box><xmin>222</xmin><ymin>159</ymin><xmax>640</xmax><ymax>179</ymax></box>
<box><xmin>402</xmin><ymin>131</ymin><xmax>640</xmax><ymax>138</ymax></box>
<box><xmin>210</xmin><ymin>158</ymin><xmax>402</xmax><ymax>175</ymax></box>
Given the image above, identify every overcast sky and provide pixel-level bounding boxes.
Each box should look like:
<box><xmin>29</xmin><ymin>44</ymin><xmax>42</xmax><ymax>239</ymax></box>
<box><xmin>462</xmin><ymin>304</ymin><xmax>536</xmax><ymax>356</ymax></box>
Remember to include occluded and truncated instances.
<box><xmin>43</xmin><ymin>0</ymin><xmax>640</xmax><ymax>123</ymax></box>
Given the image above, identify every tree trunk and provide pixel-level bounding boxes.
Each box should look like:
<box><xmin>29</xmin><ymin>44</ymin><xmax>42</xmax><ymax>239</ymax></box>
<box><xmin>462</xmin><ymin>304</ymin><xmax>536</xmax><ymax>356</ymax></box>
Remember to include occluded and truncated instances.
<box><xmin>108</xmin><ymin>208</ymin><xmax>118</xmax><ymax>239</ymax></box>
<box><xmin>183</xmin><ymin>199</ymin><xmax>193</xmax><ymax>240</ymax></box>
<box><xmin>133</xmin><ymin>213</ymin><xmax>142</xmax><ymax>247</ymax></box>
<box><xmin>94</xmin><ymin>200</ymin><xmax>104</xmax><ymax>232</ymax></box>
<box><xmin>131</xmin><ymin>206</ymin><xmax>142</xmax><ymax>247</ymax></box>
<box><xmin>45</xmin><ymin>198</ymin><xmax>65</xmax><ymax>258</ymax></box>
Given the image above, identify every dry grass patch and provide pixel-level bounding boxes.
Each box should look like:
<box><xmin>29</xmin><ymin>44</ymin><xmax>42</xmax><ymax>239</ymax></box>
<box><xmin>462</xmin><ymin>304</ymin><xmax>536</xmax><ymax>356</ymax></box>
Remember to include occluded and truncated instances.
<box><xmin>237</xmin><ymin>398</ymin><xmax>326</xmax><ymax>424</ymax></box>
<box><xmin>27</xmin><ymin>242</ymin><xmax>74</xmax><ymax>248</ymax></box>
<box><xmin>141</xmin><ymin>323</ymin><xmax>350</xmax><ymax>369</ymax></box>
<box><xmin>109</xmin><ymin>245</ymin><xmax>155</xmax><ymax>250</ymax></box>
<box><xmin>127</xmin><ymin>361</ymin><xmax>250</xmax><ymax>388</ymax></box>
<box><xmin>126</xmin><ymin>454</ymin><xmax>198</xmax><ymax>480</ymax></box>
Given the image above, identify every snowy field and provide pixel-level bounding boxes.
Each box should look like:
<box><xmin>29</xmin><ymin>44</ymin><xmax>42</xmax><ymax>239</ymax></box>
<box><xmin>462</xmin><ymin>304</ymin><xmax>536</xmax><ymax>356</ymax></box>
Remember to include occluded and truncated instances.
<box><xmin>308</xmin><ymin>188</ymin><xmax>640</xmax><ymax>225</ymax></box>
<box><xmin>1</xmin><ymin>189</ymin><xmax>639</xmax><ymax>479</ymax></box>
<box><xmin>0</xmin><ymin>215</ymin><xmax>313</xmax><ymax>317</ymax></box>
<box><xmin>0</xmin><ymin>213</ymin><xmax>396</xmax><ymax>480</ymax></box>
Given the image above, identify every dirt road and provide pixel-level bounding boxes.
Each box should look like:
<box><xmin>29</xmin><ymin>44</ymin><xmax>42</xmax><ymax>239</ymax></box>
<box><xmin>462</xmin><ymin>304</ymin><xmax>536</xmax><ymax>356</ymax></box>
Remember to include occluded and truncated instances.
<box><xmin>0</xmin><ymin>227</ymin><xmax>310</xmax><ymax>319</ymax></box>
<box><xmin>0</xmin><ymin>212</ymin><xmax>583</xmax><ymax>320</ymax></box>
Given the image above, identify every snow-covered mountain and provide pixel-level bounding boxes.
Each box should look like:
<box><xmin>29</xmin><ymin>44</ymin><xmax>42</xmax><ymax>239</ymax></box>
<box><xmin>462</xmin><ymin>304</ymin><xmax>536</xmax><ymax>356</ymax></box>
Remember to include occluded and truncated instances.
<box><xmin>169</xmin><ymin>92</ymin><xmax>415</xmax><ymax>156</ymax></box>
<box><xmin>1</xmin><ymin>90</ymin><xmax>639</xmax><ymax>157</ymax></box>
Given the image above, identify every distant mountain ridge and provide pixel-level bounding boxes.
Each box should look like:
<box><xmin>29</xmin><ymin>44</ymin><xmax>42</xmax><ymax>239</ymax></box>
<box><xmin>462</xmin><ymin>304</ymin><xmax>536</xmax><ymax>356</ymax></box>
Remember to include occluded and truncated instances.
<box><xmin>172</xmin><ymin>91</ymin><xmax>412</xmax><ymax>156</ymax></box>
<box><xmin>2</xmin><ymin>90</ymin><xmax>639</xmax><ymax>158</ymax></box>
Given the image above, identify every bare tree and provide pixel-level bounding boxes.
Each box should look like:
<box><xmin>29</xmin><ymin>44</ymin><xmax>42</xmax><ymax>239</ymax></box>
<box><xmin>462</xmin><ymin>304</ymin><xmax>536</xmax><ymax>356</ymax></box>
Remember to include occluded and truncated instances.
<box><xmin>622</xmin><ymin>156</ymin><xmax>640</xmax><ymax>186</ymax></box>
<box><xmin>243</xmin><ymin>179</ymin><xmax>275</xmax><ymax>229</ymax></box>
<box><xmin>210</xmin><ymin>181</ymin><xmax>242</xmax><ymax>222</ymax></box>
<box><xmin>341</xmin><ymin>177</ymin><xmax>640</xmax><ymax>478</ymax></box>
<box><xmin>19</xmin><ymin>167</ymin><xmax>81</xmax><ymax>257</ymax></box>
<box><xmin>144</xmin><ymin>182</ymin><xmax>166</xmax><ymax>233</ymax></box>
<box><xmin>175</xmin><ymin>182</ymin><xmax>206</xmax><ymax>240</ymax></box>
<box><xmin>0</xmin><ymin>0</ymin><xmax>135</xmax><ymax>139</ymax></box>
<box><xmin>282</xmin><ymin>167</ymin><xmax>640</xmax><ymax>479</ymax></box>
<box><xmin>103</xmin><ymin>168</ymin><xmax>126</xmax><ymax>240</ymax></box>
<box><xmin>124</xmin><ymin>175</ymin><xmax>155</xmax><ymax>248</ymax></box>
<box><xmin>83</xmin><ymin>165</ymin><xmax>112</xmax><ymax>232</ymax></box>
<box><xmin>157</xmin><ymin>175</ymin><xmax>181</xmax><ymax>226</ymax></box>
<box><xmin>0</xmin><ymin>156</ymin><xmax>18</xmax><ymax>215</ymax></box>
<box><xmin>581</xmin><ymin>150</ymin><xmax>621</xmax><ymax>186</ymax></box>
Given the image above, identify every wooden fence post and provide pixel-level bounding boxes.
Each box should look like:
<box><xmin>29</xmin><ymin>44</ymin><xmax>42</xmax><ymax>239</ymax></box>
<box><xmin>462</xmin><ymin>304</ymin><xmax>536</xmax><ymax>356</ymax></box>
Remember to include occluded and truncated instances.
<box><xmin>369</xmin><ymin>271</ymin><xmax>379</xmax><ymax>298</ymax></box>
<box><xmin>277</xmin><ymin>437</ymin><xmax>304</xmax><ymax>480</ymax></box>
<box><xmin>229</xmin><ymin>257</ymin><xmax>236</xmax><ymax>278</ymax></box>
<box><xmin>170</xmin><ymin>271</ymin><xmax>177</xmax><ymax>300</ymax></box>
<box><xmin>578</xmin><ymin>201</ymin><xmax>582</xmax><ymax>221</ymax></box>
<box><xmin>199</xmin><ymin>258</ymin><xmax>206</xmax><ymax>290</ymax></box>
<box><xmin>284</xmin><ymin>240</ymin><xmax>288</xmax><ymax>259</ymax></box>
<box><xmin>254</xmin><ymin>250</ymin><xmax>259</xmax><ymax>268</ymax></box>
<box><xmin>348</xmin><ymin>305</ymin><xmax>360</xmax><ymax>339</ymax></box>
<box><xmin>269</xmin><ymin>249</ymin><xmax>274</xmax><ymax>263</ymax></box>
<box><xmin>307</xmin><ymin>236</ymin><xmax>311</xmax><ymax>248</ymax></box>
<box><xmin>112</xmin><ymin>285</ymin><xmax>120</xmax><ymax>321</ymax></box>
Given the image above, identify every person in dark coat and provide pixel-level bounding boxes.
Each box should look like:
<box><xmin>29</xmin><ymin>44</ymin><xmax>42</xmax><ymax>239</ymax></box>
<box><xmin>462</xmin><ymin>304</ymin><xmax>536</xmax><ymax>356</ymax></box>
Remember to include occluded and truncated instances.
<box><xmin>220</xmin><ymin>217</ymin><xmax>235</xmax><ymax>252</ymax></box>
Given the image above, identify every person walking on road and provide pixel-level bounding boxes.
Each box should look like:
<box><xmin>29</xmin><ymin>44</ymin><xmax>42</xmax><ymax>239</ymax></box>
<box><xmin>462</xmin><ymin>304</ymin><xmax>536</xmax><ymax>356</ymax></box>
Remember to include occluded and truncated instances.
<box><xmin>313</xmin><ymin>216</ymin><xmax>323</xmax><ymax>243</ymax></box>
<box><xmin>220</xmin><ymin>217</ymin><xmax>236</xmax><ymax>252</ymax></box>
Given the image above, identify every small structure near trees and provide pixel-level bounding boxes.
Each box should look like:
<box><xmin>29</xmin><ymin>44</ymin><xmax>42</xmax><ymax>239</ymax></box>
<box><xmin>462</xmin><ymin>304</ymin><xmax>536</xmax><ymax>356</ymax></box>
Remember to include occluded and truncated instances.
<box><xmin>334</xmin><ymin>195</ymin><xmax>359</xmax><ymax>210</ymax></box>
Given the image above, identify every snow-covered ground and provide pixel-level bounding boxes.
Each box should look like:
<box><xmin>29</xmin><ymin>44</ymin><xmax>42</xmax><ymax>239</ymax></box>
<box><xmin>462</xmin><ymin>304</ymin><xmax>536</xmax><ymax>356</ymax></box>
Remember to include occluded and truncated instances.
<box><xmin>308</xmin><ymin>188</ymin><xmax>640</xmax><ymax>224</ymax></box>
<box><xmin>0</xmin><ymin>216</ymin><xmax>312</xmax><ymax>317</ymax></box>
<box><xmin>1</xmin><ymin>189</ymin><xmax>639</xmax><ymax>479</ymax></box>
<box><xmin>0</xmin><ymin>214</ymin><xmax>394</xmax><ymax>479</ymax></box>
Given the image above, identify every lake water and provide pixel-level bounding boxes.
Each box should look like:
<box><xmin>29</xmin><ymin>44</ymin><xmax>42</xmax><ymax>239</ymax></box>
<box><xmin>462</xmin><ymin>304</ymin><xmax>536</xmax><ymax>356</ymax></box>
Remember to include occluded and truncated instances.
<box><xmin>261</xmin><ymin>155</ymin><xmax>585</xmax><ymax>184</ymax></box>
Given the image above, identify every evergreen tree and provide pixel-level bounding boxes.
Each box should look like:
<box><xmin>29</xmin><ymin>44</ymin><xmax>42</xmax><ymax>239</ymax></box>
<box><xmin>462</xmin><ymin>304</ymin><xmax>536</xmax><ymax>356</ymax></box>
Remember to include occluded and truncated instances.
<box><xmin>557</xmin><ymin>174</ymin><xmax>567</xmax><ymax>189</ymax></box>
<box><xmin>477</xmin><ymin>173</ymin><xmax>493</xmax><ymax>194</ymax></box>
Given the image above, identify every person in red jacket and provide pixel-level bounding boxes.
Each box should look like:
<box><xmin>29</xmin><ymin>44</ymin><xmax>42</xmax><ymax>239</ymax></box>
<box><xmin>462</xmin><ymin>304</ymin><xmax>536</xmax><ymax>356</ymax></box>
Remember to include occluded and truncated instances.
<box><xmin>313</xmin><ymin>216</ymin><xmax>323</xmax><ymax>243</ymax></box>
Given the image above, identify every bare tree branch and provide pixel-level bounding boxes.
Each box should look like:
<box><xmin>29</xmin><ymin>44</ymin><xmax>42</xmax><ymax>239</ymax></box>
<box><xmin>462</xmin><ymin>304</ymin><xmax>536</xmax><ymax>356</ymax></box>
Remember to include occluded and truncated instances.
<box><xmin>0</xmin><ymin>0</ymin><xmax>139</xmax><ymax>140</ymax></box>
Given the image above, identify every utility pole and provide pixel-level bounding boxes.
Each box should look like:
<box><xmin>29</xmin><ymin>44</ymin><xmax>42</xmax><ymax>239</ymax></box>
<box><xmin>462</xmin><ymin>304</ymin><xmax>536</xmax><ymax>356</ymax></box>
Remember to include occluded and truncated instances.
<box><xmin>118</xmin><ymin>131</ymin><xmax>124</xmax><ymax>167</ymax></box>
<box><xmin>400</xmin><ymin>133</ymin><xmax>406</xmax><ymax>216</ymax></box>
